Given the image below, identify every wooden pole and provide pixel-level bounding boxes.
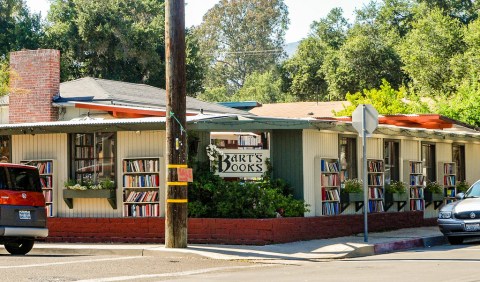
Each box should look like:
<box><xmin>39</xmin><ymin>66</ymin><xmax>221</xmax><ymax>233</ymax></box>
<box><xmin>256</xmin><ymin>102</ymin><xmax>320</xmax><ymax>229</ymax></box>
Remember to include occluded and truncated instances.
<box><xmin>165</xmin><ymin>0</ymin><xmax>187</xmax><ymax>248</ymax></box>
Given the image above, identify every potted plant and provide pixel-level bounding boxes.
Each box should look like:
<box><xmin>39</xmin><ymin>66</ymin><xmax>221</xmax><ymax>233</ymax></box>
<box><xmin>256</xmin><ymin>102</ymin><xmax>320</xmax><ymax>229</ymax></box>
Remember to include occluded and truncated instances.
<box><xmin>456</xmin><ymin>180</ymin><xmax>470</xmax><ymax>194</ymax></box>
<box><xmin>341</xmin><ymin>178</ymin><xmax>363</xmax><ymax>203</ymax></box>
<box><xmin>424</xmin><ymin>181</ymin><xmax>444</xmax><ymax>202</ymax></box>
<box><xmin>385</xmin><ymin>181</ymin><xmax>408</xmax><ymax>202</ymax></box>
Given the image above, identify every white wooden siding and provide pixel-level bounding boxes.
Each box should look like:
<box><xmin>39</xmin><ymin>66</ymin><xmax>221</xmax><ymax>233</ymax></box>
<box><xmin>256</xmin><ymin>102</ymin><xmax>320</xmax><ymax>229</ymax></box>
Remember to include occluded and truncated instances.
<box><xmin>303</xmin><ymin>130</ymin><xmax>339</xmax><ymax>216</ymax></box>
<box><xmin>466</xmin><ymin>143</ymin><xmax>480</xmax><ymax>185</ymax></box>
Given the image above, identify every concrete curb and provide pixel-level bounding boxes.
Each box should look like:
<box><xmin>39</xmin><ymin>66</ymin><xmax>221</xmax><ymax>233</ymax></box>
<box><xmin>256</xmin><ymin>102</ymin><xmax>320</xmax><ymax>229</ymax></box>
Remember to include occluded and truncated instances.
<box><xmin>344</xmin><ymin>235</ymin><xmax>447</xmax><ymax>258</ymax></box>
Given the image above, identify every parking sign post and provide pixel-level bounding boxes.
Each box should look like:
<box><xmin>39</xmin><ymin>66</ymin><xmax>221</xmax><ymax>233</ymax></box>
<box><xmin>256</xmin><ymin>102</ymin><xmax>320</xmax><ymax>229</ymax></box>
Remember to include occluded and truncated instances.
<box><xmin>352</xmin><ymin>104</ymin><xmax>379</xmax><ymax>243</ymax></box>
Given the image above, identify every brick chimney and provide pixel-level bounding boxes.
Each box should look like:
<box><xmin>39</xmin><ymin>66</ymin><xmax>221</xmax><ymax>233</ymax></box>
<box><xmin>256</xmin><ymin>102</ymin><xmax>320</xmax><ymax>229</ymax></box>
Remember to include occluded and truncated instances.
<box><xmin>9</xmin><ymin>49</ymin><xmax>60</xmax><ymax>123</ymax></box>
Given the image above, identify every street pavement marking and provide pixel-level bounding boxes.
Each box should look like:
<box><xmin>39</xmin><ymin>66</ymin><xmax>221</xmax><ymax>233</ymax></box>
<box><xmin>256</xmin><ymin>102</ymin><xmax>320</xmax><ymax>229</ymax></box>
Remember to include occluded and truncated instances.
<box><xmin>0</xmin><ymin>256</ymin><xmax>143</xmax><ymax>269</ymax></box>
<box><xmin>75</xmin><ymin>265</ymin><xmax>274</xmax><ymax>282</ymax></box>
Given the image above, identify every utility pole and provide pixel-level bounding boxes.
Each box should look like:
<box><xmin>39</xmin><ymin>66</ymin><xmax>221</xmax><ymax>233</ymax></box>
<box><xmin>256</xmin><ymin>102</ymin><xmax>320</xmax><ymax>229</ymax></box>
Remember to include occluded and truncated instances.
<box><xmin>165</xmin><ymin>0</ymin><xmax>187</xmax><ymax>248</ymax></box>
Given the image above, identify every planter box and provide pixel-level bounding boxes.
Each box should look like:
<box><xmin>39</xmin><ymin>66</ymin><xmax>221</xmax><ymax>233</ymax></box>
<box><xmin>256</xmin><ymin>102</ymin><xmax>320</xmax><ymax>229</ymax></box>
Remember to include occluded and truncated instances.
<box><xmin>63</xmin><ymin>189</ymin><xmax>117</xmax><ymax>209</ymax></box>
<box><xmin>341</xmin><ymin>192</ymin><xmax>364</xmax><ymax>203</ymax></box>
<box><xmin>424</xmin><ymin>191</ymin><xmax>444</xmax><ymax>202</ymax></box>
<box><xmin>385</xmin><ymin>192</ymin><xmax>408</xmax><ymax>202</ymax></box>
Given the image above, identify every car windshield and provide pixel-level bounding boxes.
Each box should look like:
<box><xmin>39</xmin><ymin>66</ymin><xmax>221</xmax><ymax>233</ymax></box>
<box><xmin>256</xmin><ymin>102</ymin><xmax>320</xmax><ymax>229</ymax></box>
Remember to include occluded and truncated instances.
<box><xmin>0</xmin><ymin>166</ymin><xmax>41</xmax><ymax>192</ymax></box>
<box><xmin>464</xmin><ymin>181</ymin><xmax>480</xmax><ymax>198</ymax></box>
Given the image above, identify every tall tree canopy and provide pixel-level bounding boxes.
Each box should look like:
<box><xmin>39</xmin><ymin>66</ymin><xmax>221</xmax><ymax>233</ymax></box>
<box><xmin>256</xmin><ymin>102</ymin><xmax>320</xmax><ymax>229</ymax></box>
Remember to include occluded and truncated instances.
<box><xmin>0</xmin><ymin>0</ymin><xmax>43</xmax><ymax>58</ymax></box>
<box><xmin>196</xmin><ymin>0</ymin><xmax>289</xmax><ymax>96</ymax></box>
<box><xmin>45</xmin><ymin>0</ymin><xmax>205</xmax><ymax>95</ymax></box>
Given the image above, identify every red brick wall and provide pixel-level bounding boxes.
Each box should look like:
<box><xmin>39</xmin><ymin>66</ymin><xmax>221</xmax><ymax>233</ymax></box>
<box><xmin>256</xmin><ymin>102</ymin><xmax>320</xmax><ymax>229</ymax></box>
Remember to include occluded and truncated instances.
<box><xmin>46</xmin><ymin>212</ymin><xmax>436</xmax><ymax>245</ymax></box>
<box><xmin>9</xmin><ymin>49</ymin><xmax>60</xmax><ymax>123</ymax></box>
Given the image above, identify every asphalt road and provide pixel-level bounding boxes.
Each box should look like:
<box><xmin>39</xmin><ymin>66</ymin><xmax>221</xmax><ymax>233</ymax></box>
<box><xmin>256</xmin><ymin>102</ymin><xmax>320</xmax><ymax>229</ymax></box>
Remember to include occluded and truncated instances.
<box><xmin>2</xmin><ymin>242</ymin><xmax>480</xmax><ymax>281</ymax></box>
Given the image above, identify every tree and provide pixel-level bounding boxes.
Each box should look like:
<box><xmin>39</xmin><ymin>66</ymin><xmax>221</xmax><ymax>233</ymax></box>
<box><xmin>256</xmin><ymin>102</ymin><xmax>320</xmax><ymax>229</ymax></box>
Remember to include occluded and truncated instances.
<box><xmin>232</xmin><ymin>70</ymin><xmax>292</xmax><ymax>103</ymax></box>
<box><xmin>45</xmin><ymin>0</ymin><xmax>205</xmax><ymax>95</ymax></box>
<box><xmin>0</xmin><ymin>60</ymin><xmax>9</xmax><ymax>96</ymax></box>
<box><xmin>397</xmin><ymin>8</ymin><xmax>464</xmax><ymax>96</ymax></box>
<box><xmin>0</xmin><ymin>0</ymin><xmax>43</xmax><ymax>58</ymax></box>
<box><xmin>416</xmin><ymin>0</ymin><xmax>478</xmax><ymax>24</ymax></box>
<box><xmin>196</xmin><ymin>0</ymin><xmax>289</xmax><ymax>95</ymax></box>
<box><xmin>282</xmin><ymin>8</ymin><xmax>349</xmax><ymax>101</ymax></box>
<box><xmin>333</xmin><ymin>79</ymin><xmax>428</xmax><ymax>116</ymax></box>
<box><xmin>323</xmin><ymin>23</ymin><xmax>404</xmax><ymax>98</ymax></box>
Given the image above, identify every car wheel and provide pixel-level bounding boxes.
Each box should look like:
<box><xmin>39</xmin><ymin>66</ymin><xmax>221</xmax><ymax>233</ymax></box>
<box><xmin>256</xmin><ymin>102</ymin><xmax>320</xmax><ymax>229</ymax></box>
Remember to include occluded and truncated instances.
<box><xmin>447</xmin><ymin>236</ymin><xmax>464</xmax><ymax>245</ymax></box>
<box><xmin>4</xmin><ymin>239</ymin><xmax>35</xmax><ymax>255</ymax></box>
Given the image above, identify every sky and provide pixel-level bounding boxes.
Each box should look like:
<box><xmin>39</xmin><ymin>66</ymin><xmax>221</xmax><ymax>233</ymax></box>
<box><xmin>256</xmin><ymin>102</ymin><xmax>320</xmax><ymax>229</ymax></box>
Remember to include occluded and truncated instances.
<box><xmin>25</xmin><ymin>0</ymin><xmax>371</xmax><ymax>43</ymax></box>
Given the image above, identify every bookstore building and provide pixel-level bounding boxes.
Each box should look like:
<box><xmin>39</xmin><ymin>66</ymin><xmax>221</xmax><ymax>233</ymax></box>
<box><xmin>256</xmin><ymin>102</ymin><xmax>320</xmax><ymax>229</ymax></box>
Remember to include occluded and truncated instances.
<box><xmin>3</xmin><ymin>49</ymin><xmax>480</xmax><ymax>244</ymax></box>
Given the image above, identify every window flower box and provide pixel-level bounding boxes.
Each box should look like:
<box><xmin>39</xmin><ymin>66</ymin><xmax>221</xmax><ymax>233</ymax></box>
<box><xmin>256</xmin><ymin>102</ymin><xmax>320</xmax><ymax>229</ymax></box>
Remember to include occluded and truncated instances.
<box><xmin>63</xmin><ymin>189</ymin><xmax>117</xmax><ymax>209</ymax></box>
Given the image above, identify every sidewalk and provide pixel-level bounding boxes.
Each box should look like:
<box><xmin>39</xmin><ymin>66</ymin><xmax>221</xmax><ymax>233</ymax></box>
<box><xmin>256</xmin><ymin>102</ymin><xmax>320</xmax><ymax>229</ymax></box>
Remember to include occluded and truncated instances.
<box><xmin>27</xmin><ymin>226</ymin><xmax>445</xmax><ymax>261</ymax></box>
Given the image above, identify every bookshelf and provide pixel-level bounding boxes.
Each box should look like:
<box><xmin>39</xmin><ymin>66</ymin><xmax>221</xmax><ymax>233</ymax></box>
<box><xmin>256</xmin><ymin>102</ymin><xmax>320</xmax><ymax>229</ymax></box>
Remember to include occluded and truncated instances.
<box><xmin>21</xmin><ymin>159</ymin><xmax>55</xmax><ymax>217</ymax></box>
<box><xmin>367</xmin><ymin>159</ymin><xmax>384</xmax><ymax>212</ymax></box>
<box><xmin>439</xmin><ymin>162</ymin><xmax>456</xmax><ymax>204</ymax></box>
<box><xmin>122</xmin><ymin>157</ymin><xmax>161</xmax><ymax>217</ymax></box>
<box><xmin>404</xmin><ymin>160</ymin><xmax>425</xmax><ymax>211</ymax></box>
<box><xmin>314</xmin><ymin>157</ymin><xmax>341</xmax><ymax>216</ymax></box>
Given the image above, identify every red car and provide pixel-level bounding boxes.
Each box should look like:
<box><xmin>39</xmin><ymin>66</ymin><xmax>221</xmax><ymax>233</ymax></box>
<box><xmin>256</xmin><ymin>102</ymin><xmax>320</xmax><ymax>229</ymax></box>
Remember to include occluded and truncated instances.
<box><xmin>0</xmin><ymin>163</ymin><xmax>48</xmax><ymax>255</ymax></box>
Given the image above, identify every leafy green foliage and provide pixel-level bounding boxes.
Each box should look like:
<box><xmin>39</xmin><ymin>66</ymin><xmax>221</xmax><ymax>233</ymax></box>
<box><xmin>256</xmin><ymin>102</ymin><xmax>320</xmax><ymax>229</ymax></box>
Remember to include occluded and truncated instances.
<box><xmin>334</xmin><ymin>79</ymin><xmax>423</xmax><ymax>116</ymax></box>
<box><xmin>397</xmin><ymin>7</ymin><xmax>464</xmax><ymax>96</ymax></box>
<box><xmin>188</xmin><ymin>162</ymin><xmax>308</xmax><ymax>218</ymax></box>
<box><xmin>232</xmin><ymin>70</ymin><xmax>294</xmax><ymax>103</ymax></box>
<box><xmin>196</xmin><ymin>0</ymin><xmax>289</xmax><ymax>96</ymax></box>
<box><xmin>0</xmin><ymin>0</ymin><xmax>43</xmax><ymax>58</ymax></box>
<box><xmin>385</xmin><ymin>181</ymin><xmax>407</xmax><ymax>194</ymax></box>
<box><xmin>342</xmin><ymin>179</ymin><xmax>362</xmax><ymax>193</ymax></box>
<box><xmin>45</xmin><ymin>0</ymin><xmax>204</xmax><ymax>95</ymax></box>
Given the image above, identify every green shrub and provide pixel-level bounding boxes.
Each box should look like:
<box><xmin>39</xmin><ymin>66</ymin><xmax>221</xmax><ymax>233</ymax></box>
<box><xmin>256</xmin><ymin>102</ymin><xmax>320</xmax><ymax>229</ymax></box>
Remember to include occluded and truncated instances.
<box><xmin>425</xmin><ymin>181</ymin><xmax>442</xmax><ymax>194</ymax></box>
<box><xmin>188</xmin><ymin>161</ymin><xmax>309</xmax><ymax>218</ymax></box>
<box><xmin>456</xmin><ymin>180</ymin><xmax>470</xmax><ymax>193</ymax></box>
<box><xmin>343</xmin><ymin>179</ymin><xmax>363</xmax><ymax>193</ymax></box>
<box><xmin>385</xmin><ymin>181</ymin><xmax>407</xmax><ymax>194</ymax></box>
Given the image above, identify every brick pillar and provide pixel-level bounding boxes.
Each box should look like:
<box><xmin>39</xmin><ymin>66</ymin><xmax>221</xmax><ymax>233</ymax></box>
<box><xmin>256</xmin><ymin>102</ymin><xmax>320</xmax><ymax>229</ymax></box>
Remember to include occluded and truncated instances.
<box><xmin>9</xmin><ymin>49</ymin><xmax>60</xmax><ymax>123</ymax></box>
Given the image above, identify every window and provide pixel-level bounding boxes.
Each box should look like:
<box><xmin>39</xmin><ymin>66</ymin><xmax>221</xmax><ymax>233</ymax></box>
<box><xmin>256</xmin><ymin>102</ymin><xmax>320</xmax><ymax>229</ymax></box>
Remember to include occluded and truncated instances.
<box><xmin>339</xmin><ymin>136</ymin><xmax>357</xmax><ymax>181</ymax></box>
<box><xmin>422</xmin><ymin>143</ymin><xmax>436</xmax><ymax>183</ymax></box>
<box><xmin>384</xmin><ymin>140</ymin><xmax>400</xmax><ymax>184</ymax></box>
<box><xmin>452</xmin><ymin>144</ymin><xmax>466</xmax><ymax>182</ymax></box>
<box><xmin>70</xmin><ymin>132</ymin><xmax>116</xmax><ymax>184</ymax></box>
<box><xmin>0</xmin><ymin>136</ymin><xmax>11</xmax><ymax>162</ymax></box>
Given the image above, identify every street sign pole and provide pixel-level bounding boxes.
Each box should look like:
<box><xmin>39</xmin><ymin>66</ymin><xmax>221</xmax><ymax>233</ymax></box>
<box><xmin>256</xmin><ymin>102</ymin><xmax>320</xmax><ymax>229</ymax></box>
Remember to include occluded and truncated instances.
<box><xmin>362</xmin><ymin>105</ymin><xmax>368</xmax><ymax>243</ymax></box>
<box><xmin>352</xmin><ymin>104</ymin><xmax>379</xmax><ymax>243</ymax></box>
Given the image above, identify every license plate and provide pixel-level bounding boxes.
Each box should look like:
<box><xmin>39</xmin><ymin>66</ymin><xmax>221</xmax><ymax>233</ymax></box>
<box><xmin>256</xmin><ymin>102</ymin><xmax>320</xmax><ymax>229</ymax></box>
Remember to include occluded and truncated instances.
<box><xmin>465</xmin><ymin>223</ymin><xmax>480</xmax><ymax>231</ymax></box>
<box><xmin>18</xmin><ymin>210</ymin><xmax>31</xmax><ymax>220</ymax></box>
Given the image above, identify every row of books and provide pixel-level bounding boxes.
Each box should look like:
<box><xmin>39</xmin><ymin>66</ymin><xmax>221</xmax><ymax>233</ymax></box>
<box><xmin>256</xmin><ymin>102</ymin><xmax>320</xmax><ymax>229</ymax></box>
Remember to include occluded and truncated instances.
<box><xmin>410</xmin><ymin>187</ymin><xmax>424</xmax><ymax>198</ymax></box>
<box><xmin>125</xmin><ymin>191</ymin><xmax>159</xmax><ymax>203</ymax></box>
<box><xmin>410</xmin><ymin>175</ymin><xmax>425</xmax><ymax>186</ymax></box>
<box><xmin>75</xmin><ymin>133</ymin><xmax>93</xmax><ymax>146</ymax></box>
<box><xmin>33</xmin><ymin>161</ymin><xmax>53</xmax><ymax>174</ymax></box>
<box><xmin>123</xmin><ymin>159</ymin><xmax>159</xmax><ymax>173</ymax></box>
<box><xmin>322</xmin><ymin>174</ymin><xmax>340</xmax><ymax>187</ymax></box>
<box><xmin>123</xmin><ymin>175</ymin><xmax>159</xmax><ymax>188</ymax></box>
<box><xmin>40</xmin><ymin>176</ymin><xmax>52</xmax><ymax>189</ymax></box>
<box><xmin>444</xmin><ymin>163</ymin><xmax>455</xmax><ymax>174</ymax></box>
<box><xmin>410</xmin><ymin>199</ymin><xmax>424</xmax><ymax>210</ymax></box>
<box><xmin>43</xmin><ymin>190</ymin><xmax>52</xmax><ymax>202</ymax></box>
<box><xmin>408</xmin><ymin>162</ymin><xmax>422</xmax><ymax>174</ymax></box>
<box><xmin>368</xmin><ymin>175</ymin><xmax>383</xmax><ymax>186</ymax></box>
<box><xmin>322</xmin><ymin>202</ymin><xmax>340</xmax><ymax>215</ymax></box>
<box><xmin>75</xmin><ymin>147</ymin><xmax>95</xmax><ymax>159</ymax></box>
<box><xmin>368</xmin><ymin>200</ymin><xmax>384</xmax><ymax>212</ymax></box>
<box><xmin>320</xmin><ymin>160</ymin><xmax>340</xmax><ymax>173</ymax></box>
<box><xmin>443</xmin><ymin>175</ymin><xmax>456</xmax><ymax>186</ymax></box>
<box><xmin>369</xmin><ymin>187</ymin><xmax>384</xmax><ymax>199</ymax></box>
<box><xmin>123</xmin><ymin>203</ymin><xmax>160</xmax><ymax>217</ymax></box>
<box><xmin>445</xmin><ymin>188</ymin><xmax>456</xmax><ymax>197</ymax></box>
<box><xmin>368</xmin><ymin>160</ymin><xmax>383</xmax><ymax>172</ymax></box>
<box><xmin>45</xmin><ymin>204</ymin><xmax>53</xmax><ymax>217</ymax></box>
<box><xmin>322</xmin><ymin>188</ymin><xmax>340</xmax><ymax>201</ymax></box>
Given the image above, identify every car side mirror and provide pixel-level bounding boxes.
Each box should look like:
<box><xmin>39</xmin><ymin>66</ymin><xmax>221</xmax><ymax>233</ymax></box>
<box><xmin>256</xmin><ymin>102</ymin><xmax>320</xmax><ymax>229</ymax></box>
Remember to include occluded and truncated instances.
<box><xmin>456</xmin><ymin>193</ymin><xmax>465</xmax><ymax>200</ymax></box>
